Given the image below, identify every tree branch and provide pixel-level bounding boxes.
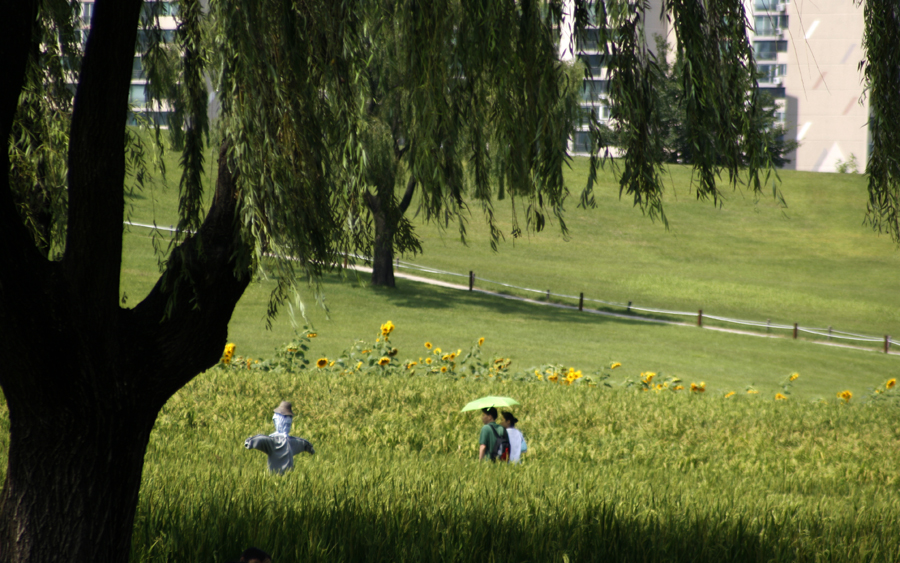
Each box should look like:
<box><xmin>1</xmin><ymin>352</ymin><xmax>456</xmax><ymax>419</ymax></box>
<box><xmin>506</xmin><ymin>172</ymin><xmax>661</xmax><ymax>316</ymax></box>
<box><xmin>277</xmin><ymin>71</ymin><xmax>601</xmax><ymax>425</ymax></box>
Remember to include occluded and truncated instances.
<box><xmin>64</xmin><ymin>0</ymin><xmax>143</xmax><ymax>330</ymax></box>
<box><xmin>398</xmin><ymin>176</ymin><xmax>417</xmax><ymax>214</ymax></box>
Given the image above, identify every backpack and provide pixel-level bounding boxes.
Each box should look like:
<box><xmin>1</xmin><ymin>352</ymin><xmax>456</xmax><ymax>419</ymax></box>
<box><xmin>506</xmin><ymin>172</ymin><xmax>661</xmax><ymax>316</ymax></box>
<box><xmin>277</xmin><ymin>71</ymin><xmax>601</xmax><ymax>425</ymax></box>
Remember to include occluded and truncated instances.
<box><xmin>488</xmin><ymin>424</ymin><xmax>510</xmax><ymax>462</ymax></box>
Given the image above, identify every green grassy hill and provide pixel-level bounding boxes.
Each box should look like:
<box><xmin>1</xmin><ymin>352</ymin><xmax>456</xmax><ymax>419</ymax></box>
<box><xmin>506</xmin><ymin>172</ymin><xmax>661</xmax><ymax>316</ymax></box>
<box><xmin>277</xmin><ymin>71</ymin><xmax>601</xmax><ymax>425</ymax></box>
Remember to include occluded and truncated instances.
<box><xmin>120</xmin><ymin>154</ymin><xmax>900</xmax><ymax>398</ymax></box>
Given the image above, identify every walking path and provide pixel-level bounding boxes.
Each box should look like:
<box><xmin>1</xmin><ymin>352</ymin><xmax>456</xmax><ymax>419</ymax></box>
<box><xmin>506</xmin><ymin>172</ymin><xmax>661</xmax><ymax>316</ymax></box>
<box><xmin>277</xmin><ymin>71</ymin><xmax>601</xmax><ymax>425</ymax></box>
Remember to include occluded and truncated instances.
<box><xmin>351</xmin><ymin>265</ymin><xmax>895</xmax><ymax>357</ymax></box>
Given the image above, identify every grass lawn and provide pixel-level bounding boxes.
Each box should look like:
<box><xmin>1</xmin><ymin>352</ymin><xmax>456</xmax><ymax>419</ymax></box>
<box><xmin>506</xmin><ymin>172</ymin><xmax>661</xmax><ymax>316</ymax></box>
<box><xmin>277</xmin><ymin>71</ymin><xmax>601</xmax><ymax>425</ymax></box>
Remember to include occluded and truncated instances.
<box><xmin>120</xmin><ymin>152</ymin><xmax>900</xmax><ymax>400</ymax></box>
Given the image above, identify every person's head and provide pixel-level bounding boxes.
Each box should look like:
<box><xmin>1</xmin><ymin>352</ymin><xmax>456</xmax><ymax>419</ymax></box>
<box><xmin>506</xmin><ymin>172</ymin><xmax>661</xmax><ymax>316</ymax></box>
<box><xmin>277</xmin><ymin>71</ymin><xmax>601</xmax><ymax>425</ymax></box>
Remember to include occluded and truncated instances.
<box><xmin>481</xmin><ymin>407</ymin><xmax>498</xmax><ymax>424</ymax></box>
<box><xmin>240</xmin><ymin>547</ymin><xmax>271</xmax><ymax>563</ymax></box>
<box><xmin>500</xmin><ymin>411</ymin><xmax>518</xmax><ymax>429</ymax></box>
<box><xmin>272</xmin><ymin>401</ymin><xmax>294</xmax><ymax>434</ymax></box>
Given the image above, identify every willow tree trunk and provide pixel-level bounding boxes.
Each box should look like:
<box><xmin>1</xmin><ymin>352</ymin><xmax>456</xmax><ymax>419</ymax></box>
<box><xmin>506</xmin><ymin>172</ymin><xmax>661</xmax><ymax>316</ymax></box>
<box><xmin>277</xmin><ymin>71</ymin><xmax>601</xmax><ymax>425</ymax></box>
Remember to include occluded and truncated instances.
<box><xmin>0</xmin><ymin>2</ymin><xmax>251</xmax><ymax>558</ymax></box>
<box><xmin>363</xmin><ymin>177</ymin><xmax>416</xmax><ymax>287</ymax></box>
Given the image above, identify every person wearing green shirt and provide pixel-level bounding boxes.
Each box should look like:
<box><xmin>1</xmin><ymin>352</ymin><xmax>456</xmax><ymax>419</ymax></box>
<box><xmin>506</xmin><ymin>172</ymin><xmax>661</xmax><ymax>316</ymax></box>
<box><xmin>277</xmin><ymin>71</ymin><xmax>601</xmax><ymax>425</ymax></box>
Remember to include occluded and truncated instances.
<box><xmin>478</xmin><ymin>407</ymin><xmax>506</xmax><ymax>461</ymax></box>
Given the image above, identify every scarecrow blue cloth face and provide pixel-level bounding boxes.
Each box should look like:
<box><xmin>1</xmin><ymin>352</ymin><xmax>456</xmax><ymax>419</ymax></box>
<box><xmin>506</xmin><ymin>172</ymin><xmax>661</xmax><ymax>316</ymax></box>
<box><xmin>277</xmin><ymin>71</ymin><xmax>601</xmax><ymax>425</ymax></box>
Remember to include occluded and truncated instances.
<box><xmin>272</xmin><ymin>413</ymin><xmax>292</xmax><ymax>435</ymax></box>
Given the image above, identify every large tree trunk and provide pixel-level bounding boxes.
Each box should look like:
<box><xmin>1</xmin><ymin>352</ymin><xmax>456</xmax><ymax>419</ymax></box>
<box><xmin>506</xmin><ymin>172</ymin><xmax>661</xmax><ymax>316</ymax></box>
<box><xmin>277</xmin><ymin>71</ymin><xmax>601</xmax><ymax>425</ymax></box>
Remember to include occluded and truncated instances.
<box><xmin>0</xmin><ymin>0</ymin><xmax>252</xmax><ymax>555</ymax></box>
<box><xmin>367</xmin><ymin>192</ymin><xmax>397</xmax><ymax>287</ymax></box>
<box><xmin>364</xmin><ymin>177</ymin><xmax>416</xmax><ymax>287</ymax></box>
<box><xmin>0</xmin><ymin>137</ymin><xmax>251</xmax><ymax>563</ymax></box>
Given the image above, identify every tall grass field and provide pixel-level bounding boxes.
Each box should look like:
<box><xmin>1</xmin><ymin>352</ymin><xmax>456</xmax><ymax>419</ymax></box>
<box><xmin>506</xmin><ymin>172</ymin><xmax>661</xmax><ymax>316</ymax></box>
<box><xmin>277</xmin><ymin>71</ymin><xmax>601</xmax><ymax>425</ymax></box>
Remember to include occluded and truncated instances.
<box><xmin>2</xmin><ymin>151</ymin><xmax>900</xmax><ymax>561</ymax></box>
<box><xmin>132</xmin><ymin>356</ymin><xmax>900</xmax><ymax>562</ymax></box>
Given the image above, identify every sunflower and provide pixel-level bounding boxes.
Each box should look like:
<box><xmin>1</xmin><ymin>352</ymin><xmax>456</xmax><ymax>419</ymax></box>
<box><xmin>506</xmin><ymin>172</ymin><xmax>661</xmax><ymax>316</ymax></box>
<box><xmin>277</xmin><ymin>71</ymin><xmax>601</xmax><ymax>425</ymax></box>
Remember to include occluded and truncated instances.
<box><xmin>440</xmin><ymin>366</ymin><xmax>448</xmax><ymax>373</ymax></box>
<box><xmin>442</xmin><ymin>354</ymin><xmax>451</xmax><ymax>361</ymax></box>
<box><xmin>548</xmin><ymin>373</ymin><xmax>559</xmax><ymax>382</ymax></box>
<box><xmin>789</xmin><ymin>372</ymin><xmax>799</xmax><ymax>381</ymax></box>
<box><xmin>407</xmin><ymin>361</ymin><xmax>417</xmax><ymax>369</ymax></box>
<box><xmin>434</xmin><ymin>347</ymin><xmax>442</xmax><ymax>355</ymax></box>
<box><xmin>307</xmin><ymin>332</ymin><xmax>317</xmax><ymax>338</ymax></box>
<box><xmin>425</xmin><ymin>357</ymin><xmax>432</xmax><ymax>365</ymax></box>
<box><xmin>747</xmin><ymin>389</ymin><xmax>759</xmax><ymax>394</ymax></box>
<box><xmin>690</xmin><ymin>382</ymin><xmax>706</xmax><ymax>393</ymax></box>
<box><xmin>775</xmin><ymin>393</ymin><xmax>788</xmax><ymax>400</ymax></box>
<box><xmin>425</xmin><ymin>342</ymin><xmax>432</xmax><ymax>349</ymax></box>
<box><xmin>381</xmin><ymin>320</ymin><xmax>395</xmax><ymax>337</ymax></box>
<box><xmin>378</xmin><ymin>357</ymin><xmax>391</xmax><ymax>366</ymax></box>
<box><xmin>724</xmin><ymin>391</ymin><xmax>736</xmax><ymax>398</ymax></box>
<box><xmin>838</xmin><ymin>390</ymin><xmax>852</xmax><ymax>402</ymax></box>
<box><xmin>887</xmin><ymin>378</ymin><xmax>897</xmax><ymax>389</ymax></box>
<box><xmin>316</xmin><ymin>358</ymin><xmax>328</xmax><ymax>368</ymax></box>
<box><xmin>356</xmin><ymin>361</ymin><xmax>363</xmax><ymax>370</ymax></box>
<box><xmin>478</xmin><ymin>337</ymin><xmax>485</xmax><ymax>346</ymax></box>
<box><xmin>610</xmin><ymin>362</ymin><xmax>621</xmax><ymax>369</ymax></box>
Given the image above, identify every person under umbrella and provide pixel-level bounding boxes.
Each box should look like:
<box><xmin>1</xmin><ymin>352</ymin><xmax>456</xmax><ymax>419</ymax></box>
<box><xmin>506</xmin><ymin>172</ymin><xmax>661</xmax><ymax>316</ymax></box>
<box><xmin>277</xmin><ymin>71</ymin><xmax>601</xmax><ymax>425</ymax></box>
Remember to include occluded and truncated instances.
<box><xmin>500</xmin><ymin>411</ymin><xmax>526</xmax><ymax>464</ymax></box>
<box><xmin>244</xmin><ymin>401</ymin><xmax>315</xmax><ymax>474</ymax></box>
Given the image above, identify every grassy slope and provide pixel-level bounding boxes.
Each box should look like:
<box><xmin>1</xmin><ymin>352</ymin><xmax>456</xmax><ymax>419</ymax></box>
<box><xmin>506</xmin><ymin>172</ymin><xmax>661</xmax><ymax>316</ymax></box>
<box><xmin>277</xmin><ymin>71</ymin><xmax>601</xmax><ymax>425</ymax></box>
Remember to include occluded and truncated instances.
<box><xmin>119</xmin><ymin>154</ymin><xmax>900</xmax><ymax>399</ymax></box>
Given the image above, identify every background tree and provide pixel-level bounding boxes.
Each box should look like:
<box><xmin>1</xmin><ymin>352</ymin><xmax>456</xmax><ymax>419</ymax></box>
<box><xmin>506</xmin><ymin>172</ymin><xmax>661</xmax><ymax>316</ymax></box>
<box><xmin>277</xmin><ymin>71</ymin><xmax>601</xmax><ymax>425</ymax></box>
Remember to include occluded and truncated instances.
<box><xmin>4</xmin><ymin>0</ymin><xmax>895</xmax><ymax>562</ymax></box>
<box><xmin>647</xmin><ymin>35</ymin><xmax>798</xmax><ymax>167</ymax></box>
<box><xmin>353</xmin><ymin>1</ymin><xmax>583</xmax><ymax>286</ymax></box>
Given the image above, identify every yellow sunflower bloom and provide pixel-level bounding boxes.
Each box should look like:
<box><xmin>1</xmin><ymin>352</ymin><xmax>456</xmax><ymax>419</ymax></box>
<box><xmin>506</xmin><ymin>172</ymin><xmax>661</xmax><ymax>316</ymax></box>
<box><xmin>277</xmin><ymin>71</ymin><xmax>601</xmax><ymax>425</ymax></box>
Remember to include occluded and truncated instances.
<box><xmin>316</xmin><ymin>358</ymin><xmax>328</xmax><ymax>368</ymax></box>
<box><xmin>425</xmin><ymin>357</ymin><xmax>432</xmax><ymax>365</ymax></box>
<box><xmin>724</xmin><ymin>391</ymin><xmax>736</xmax><ymax>398</ymax></box>
<box><xmin>378</xmin><ymin>357</ymin><xmax>391</xmax><ymax>366</ymax></box>
<box><xmin>548</xmin><ymin>373</ymin><xmax>559</xmax><ymax>382</ymax></box>
<box><xmin>747</xmin><ymin>389</ymin><xmax>759</xmax><ymax>394</ymax></box>
<box><xmin>478</xmin><ymin>337</ymin><xmax>485</xmax><ymax>346</ymax></box>
<box><xmin>887</xmin><ymin>378</ymin><xmax>896</xmax><ymax>389</ymax></box>
<box><xmin>775</xmin><ymin>393</ymin><xmax>788</xmax><ymax>401</ymax></box>
<box><xmin>434</xmin><ymin>347</ymin><xmax>442</xmax><ymax>355</ymax></box>
<box><xmin>442</xmin><ymin>354</ymin><xmax>451</xmax><ymax>361</ymax></box>
<box><xmin>610</xmin><ymin>362</ymin><xmax>621</xmax><ymax>369</ymax></box>
<box><xmin>789</xmin><ymin>372</ymin><xmax>799</xmax><ymax>381</ymax></box>
<box><xmin>838</xmin><ymin>390</ymin><xmax>852</xmax><ymax>402</ymax></box>
<box><xmin>441</xmin><ymin>366</ymin><xmax>448</xmax><ymax>373</ymax></box>
<box><xmin>356</xmin><ymin>361</ymin><xmax>363</xmax><ymax>370</ymax></box>
<box><xmin>307</xmin><ymin>333</ymin><xmax>317</xmax><ymax>338</ymax></box>
<box><xmin>425</xmin><ymin>342</ymin><xmax>432</xmax><ymax>349</ymax></box>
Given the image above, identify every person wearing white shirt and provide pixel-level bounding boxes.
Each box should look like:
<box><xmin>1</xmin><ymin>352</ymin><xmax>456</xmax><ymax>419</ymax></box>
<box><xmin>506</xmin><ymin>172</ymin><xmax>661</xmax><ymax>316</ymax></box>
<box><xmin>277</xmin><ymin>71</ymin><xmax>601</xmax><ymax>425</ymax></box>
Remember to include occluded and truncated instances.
<box><xmin>500</xmin><ymin>411</ymin><xmax>526</xmax><ymax>464</ymax></box>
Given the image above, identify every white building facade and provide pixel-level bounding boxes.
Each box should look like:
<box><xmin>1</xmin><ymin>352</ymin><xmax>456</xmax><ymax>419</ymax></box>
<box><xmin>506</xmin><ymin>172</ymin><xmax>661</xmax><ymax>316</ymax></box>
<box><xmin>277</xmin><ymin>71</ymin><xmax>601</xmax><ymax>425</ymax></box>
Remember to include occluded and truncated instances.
<box><xmin>564</xmin><ymin>0</ymin><xmax>869</xmax><ymax>172</ymax></box>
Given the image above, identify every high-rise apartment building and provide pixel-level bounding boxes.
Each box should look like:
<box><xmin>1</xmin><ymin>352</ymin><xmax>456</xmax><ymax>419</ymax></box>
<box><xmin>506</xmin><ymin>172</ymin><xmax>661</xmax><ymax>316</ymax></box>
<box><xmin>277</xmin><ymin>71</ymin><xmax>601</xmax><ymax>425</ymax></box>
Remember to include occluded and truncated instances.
<box><xmin>563</xmin><ymin>0</ymin><xmax>868</xmax><ymax>172</ymax></box>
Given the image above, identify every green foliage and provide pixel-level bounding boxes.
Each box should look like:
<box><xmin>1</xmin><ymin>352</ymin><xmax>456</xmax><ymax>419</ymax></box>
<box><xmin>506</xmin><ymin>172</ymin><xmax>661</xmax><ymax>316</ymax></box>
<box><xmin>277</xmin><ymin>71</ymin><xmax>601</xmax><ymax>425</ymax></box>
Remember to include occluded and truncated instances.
<box><xmin>859</xmin><ymin>0</ymin><xmax>900</xmax><ymax>242</ymax></box>
<box><xmin>648</xmin><ymin>36</ymin><xmax>799</xmax><ymax>169</ymax></box>
<box><xmin>836</xmin><ymin>154</ymin><xmax>860</xmax><ymax>174</ymax></box>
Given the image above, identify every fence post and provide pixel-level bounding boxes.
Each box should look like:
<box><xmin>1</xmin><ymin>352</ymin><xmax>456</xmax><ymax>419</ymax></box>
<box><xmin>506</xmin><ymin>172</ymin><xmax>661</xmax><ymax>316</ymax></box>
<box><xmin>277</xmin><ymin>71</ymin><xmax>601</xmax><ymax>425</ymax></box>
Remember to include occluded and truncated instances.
<box><xmin>697</xmin><ymin>309</ymin><xmax>703</xmax><ymax>327</ymax></box>
<box><xmin>546</xmin><ymin>289</ymin><xmax>551</xmax><ymax>301</ymax></box>
<box><xmin>766</xmin><ymin>319</ymin><xmax>771</xmax><ymax>333</ymax></box>
<box><xmin>579</xmin><ymin>293</ymin><xmax>584</xmax><ymax>311</ymax></box>
<box><xmin>469</xmin><ymin>271</ymin><xmax>474</xmax><ymax>291</ymax></box>
<box><xmin>886</xmin><ymin>335</ymin><xmax>891</xmax><ymax>354</ymax></box>
<box><xmin>627</xmin><ymin>301</ymin><xmax>632</xmax><ymax>313</ymax></box>
<box><xmin>793</xmin><ymin>323</ymin><xmax>798</xmax><ymax>339</ymax></box>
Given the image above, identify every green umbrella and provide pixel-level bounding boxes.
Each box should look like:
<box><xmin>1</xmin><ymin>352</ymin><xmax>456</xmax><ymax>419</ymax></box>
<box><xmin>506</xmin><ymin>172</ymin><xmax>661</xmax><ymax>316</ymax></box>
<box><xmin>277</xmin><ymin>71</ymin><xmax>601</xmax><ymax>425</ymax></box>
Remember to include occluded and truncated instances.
<box><xmin>460</xmin><ymin>396</ymin><xmax>520</xmax><ymax>412</ymax></box>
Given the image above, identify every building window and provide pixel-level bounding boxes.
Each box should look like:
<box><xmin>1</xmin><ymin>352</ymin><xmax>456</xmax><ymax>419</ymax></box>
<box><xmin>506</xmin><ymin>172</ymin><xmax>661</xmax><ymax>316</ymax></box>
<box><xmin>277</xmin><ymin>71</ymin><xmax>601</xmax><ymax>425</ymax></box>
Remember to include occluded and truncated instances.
<box><xmin>581</xmin><ymin>80</ymin><xmax>609</xmax><ymax>102</ymax></box>
<box><xmin>129</xmin><ymin>84</ymin><xmax>148</xmax><ymax>106</ymax></box>
<box><xmin>754</xmin><ymin>40</ymin><xmax>788</xmax><ymax>61</ymax></box>
<box><xmin>754</xmin><ymin>0</ymin><xmax>788</xmax><ymax>11</ymax></box>
<box><xmin>754</xmin><ymin>15</ymin><xmax>788</xmax><ymax>35</ymax></box>
<box><xmin>758</xmin><ymin>64</ymin><xmax>787</xmax><ymax>82</ymax></box>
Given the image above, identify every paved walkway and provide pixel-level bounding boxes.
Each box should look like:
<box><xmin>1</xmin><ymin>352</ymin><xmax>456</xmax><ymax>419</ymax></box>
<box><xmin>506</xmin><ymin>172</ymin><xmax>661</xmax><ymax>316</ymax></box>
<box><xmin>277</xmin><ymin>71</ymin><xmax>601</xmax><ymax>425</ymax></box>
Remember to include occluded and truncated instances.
<box><xmin>351</xmin><ymin>265</ymin><xmax>895</xmax><ymax>357</ymax></box>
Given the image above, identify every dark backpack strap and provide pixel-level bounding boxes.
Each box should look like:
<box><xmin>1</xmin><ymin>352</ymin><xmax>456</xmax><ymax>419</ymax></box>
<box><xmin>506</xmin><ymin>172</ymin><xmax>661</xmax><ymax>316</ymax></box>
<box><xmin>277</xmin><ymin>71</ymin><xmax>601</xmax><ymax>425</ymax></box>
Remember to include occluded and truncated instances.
<box><xmin>488</xmin><ymin>424</ymin><xmax>501</xmax><ymax>461</ymax></box>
